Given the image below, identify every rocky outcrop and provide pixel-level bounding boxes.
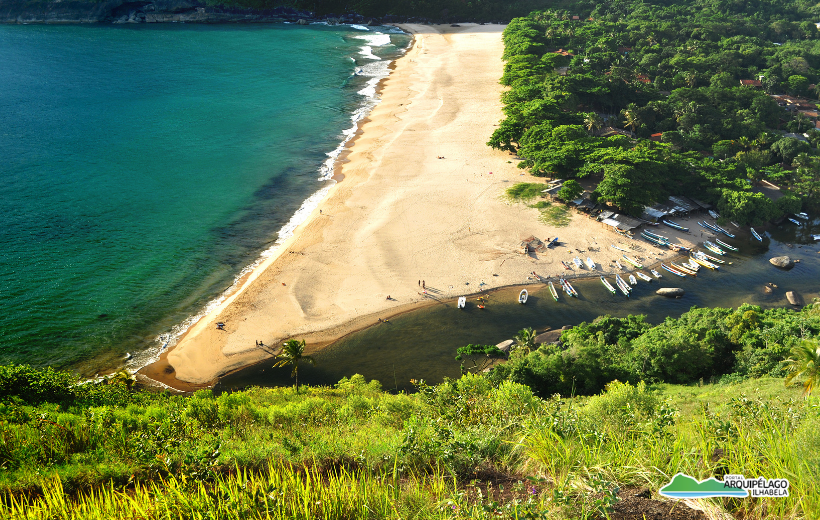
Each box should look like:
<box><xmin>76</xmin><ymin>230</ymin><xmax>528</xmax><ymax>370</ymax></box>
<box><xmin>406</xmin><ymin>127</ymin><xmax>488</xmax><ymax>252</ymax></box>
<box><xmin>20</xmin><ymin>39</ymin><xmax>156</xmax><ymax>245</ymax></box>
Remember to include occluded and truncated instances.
<box><xmin>786</xmin><ymin>291</ymin><xmax>804</xmax><ymax>306</ymax></box>
<box><xmin>656</xmin><ymin>288</ymin><xmax>684</xmax><ymax>297</ymax></box>
<box><xmin>769</xmin><ymin>255</ymin><xmax>795</xmax><ymax>269</ymax></box>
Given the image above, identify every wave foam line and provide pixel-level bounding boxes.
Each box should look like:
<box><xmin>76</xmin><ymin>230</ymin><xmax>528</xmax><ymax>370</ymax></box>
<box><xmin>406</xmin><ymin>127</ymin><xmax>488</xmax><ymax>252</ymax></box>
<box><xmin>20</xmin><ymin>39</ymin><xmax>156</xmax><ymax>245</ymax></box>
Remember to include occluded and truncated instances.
<box><xmin>134</xmin><ymin>29</ymin><xmax>411</xmax><ymax>373</ymax></box>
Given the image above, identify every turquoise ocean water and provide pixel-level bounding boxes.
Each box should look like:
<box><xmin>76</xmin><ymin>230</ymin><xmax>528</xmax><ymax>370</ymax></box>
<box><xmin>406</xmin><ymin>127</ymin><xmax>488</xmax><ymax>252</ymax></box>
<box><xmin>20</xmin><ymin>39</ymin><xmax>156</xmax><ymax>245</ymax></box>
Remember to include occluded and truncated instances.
<box><xmin>0</xmin><ymin>23</ymin><xmax>410</xmax><ymax>374</ymax></box>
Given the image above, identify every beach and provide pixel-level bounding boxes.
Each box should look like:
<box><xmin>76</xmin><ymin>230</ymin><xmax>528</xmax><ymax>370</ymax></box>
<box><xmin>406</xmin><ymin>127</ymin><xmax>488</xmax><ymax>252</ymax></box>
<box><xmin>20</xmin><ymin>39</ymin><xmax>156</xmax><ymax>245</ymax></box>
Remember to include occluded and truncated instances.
<box><xmin>139</xmin><ymin>23</ymin><xmax>693</xmax><ymax>388</ymax></box>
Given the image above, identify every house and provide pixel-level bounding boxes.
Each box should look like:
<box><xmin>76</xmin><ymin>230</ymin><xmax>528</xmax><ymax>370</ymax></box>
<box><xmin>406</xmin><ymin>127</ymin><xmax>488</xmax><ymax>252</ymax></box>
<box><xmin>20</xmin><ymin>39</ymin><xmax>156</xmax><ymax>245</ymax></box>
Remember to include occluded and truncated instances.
<box><xmin>650</xmin><ymin>132</ymin><xmax>664</xmax><ymax>142</ymax></box>
<box><xmin>571</xmin><ymin>15</ymin><xmax>580</xmax><ymax>20</ymax></box>
<box><xmin>552</xmin><ymin>49</ymin><xmax>574</xmax><ymax>56</ymax></box>
<box><xmin>740</xmin><ymin>79</ymin><xmax>762</xmax><ymax>88</ymax></box>
<box><xmin>617</xmin><ymin>46</ymin><xmax>633</xmax><ymax>53</ymax></box>
<box><xmin>636</xmin><ymin>74</ymin><xmax>651</xmax><ymax>84</ymax></box>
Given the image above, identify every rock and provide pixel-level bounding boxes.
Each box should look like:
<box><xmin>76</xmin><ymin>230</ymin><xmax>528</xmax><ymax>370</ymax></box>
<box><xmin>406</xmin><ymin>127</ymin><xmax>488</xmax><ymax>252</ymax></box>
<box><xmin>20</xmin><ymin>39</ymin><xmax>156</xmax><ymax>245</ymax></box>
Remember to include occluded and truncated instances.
<box><xmin>786</xmin><ymin>291</ymin><xmax>804</xmax><ymax>306</ymax></box>
<box><xmin>656</xmin><ymin>288</ymin><xmax>684</xmax><ymax>297</ymax></box>
<box><xmin>296</xmin><ymin>18</ymin><xmax>309</xmax><ymax>24</ymax></box>
<box><xmin>495</xmin><ymin>339</ymin><xmax>514</xmax><ymax>353</ymax></box>
<box><xmin>764</xmin><ymin>286</ymin><xmax>773</xmax><ymax>294</ymax></box>
<box><xmin>769</xmin><ymin>256</ymin><xmax>795</xmax><ymax>269</ymax></box>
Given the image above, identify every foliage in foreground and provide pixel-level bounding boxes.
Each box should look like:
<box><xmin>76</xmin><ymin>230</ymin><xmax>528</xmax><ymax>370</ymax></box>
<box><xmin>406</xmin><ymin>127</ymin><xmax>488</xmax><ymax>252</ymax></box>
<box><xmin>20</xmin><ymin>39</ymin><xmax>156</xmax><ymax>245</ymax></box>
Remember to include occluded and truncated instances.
<box><xmin>1</xmin><ymin>362</ymin><xmax>818</xmax><ymax>519</ymax></box>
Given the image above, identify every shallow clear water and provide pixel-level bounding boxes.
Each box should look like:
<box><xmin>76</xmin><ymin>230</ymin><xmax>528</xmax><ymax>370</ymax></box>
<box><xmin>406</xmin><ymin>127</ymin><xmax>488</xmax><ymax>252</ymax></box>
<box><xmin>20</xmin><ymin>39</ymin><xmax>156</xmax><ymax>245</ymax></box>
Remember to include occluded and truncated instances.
<box><xmin>221</xmin><ymin>221</ymin><xmax>820</xmax><ymax>392</ymax></box>
<box><xmin>0</xmin><ymin>23</ymin><xmax>409</xmax><ymax>374</ymax></box>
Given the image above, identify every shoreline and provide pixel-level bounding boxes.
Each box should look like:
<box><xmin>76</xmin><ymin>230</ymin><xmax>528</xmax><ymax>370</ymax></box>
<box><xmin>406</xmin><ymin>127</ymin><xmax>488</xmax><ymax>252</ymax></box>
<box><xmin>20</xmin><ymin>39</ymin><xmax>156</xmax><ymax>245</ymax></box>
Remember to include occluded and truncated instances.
<box><xmin>139</xmin><ymin>23</ymin><xmax>711</xmax><ymax>391</ymax></box>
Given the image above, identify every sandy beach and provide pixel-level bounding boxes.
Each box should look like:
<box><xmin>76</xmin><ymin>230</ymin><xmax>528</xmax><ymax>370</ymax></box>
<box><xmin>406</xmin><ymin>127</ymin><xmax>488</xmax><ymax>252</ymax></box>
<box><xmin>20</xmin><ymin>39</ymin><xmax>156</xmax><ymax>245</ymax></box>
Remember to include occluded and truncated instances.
<box><xmin>140</xmin><ymin>23</ymin><xmax>697</xmax><ymax>389</ymax></box>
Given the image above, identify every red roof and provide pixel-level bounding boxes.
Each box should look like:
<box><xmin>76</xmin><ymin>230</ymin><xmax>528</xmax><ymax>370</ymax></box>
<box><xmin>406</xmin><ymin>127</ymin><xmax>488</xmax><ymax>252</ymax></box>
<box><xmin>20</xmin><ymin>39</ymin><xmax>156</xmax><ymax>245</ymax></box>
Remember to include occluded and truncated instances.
<box><xmin>740</xmin><ymin>79</ymin><xmax>762</xmax><ymax>87</ymax></box>
<box><xmin>572</xmin><ymin>15</ymin><xmax>580</xmax><ymax>20</ymax></box>
<box><xmin>552</xmin><ymin>49</ymin><xmax>575</xmax><ymax>56</ymax></box>
<box><xmin>618</xmin><ymin>47</ymin><xmax>633</xmax><ymax>52</ymax></box>
<box><xmin>636</xmin><ymin>74</ymin><xmax>651</xmax><ymax>84</ymax></box>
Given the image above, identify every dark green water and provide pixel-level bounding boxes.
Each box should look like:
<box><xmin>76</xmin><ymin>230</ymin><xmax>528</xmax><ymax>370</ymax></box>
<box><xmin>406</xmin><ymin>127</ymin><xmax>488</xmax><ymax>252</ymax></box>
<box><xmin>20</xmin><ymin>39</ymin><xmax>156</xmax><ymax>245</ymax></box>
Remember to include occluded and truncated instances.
<box><xmin>220</xmin><ymin>220</ymin><xmax>820</xmax><ymax>392</ymax></box>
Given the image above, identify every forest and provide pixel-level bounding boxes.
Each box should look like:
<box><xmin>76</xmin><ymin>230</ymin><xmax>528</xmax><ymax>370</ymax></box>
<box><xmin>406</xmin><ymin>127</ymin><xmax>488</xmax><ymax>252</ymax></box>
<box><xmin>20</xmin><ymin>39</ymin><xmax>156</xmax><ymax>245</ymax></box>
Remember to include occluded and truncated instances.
<box><xmin>489</xmin><ymin>0</ymin><xmax>820</xmax><ymax>223</ymax></box>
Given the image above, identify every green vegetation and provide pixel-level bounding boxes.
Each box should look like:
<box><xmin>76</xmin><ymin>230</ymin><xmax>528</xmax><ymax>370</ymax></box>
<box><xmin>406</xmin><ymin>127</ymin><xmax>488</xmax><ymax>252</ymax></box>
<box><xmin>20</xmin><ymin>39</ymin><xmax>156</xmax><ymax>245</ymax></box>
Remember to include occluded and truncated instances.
<box><xmin>1</xmin><ymin>365</ymin><xmax>817</xmax><ymax>519</ymax></box>
<box><xmin>491</xmin><ymin>303</ymin><xmax>820</xmax><ymax>397</ymax></box>
<box><xmin>272</xmin><ymin>339</ymin><xmax>315</xmax><ymax>393</ymax></box>
<box><xmin>491</xmin><ymin>0</ymin><xmax>820</xmax><ymax>223</ymax></box>
<box><xmin>539</xmin><ymin>204</ymin><xmax>572</xmax><ymax>226</ymax></box>
<box><xmin>503</xmin><ymin>182</ymin><xmax>544</xmax><ymax>202</ymax></box>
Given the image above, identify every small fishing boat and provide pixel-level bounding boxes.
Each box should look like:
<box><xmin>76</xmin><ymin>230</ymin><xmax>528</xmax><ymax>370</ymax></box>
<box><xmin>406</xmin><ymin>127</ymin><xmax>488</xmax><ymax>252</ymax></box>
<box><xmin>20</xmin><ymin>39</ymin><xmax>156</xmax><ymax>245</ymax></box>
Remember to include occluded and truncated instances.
<box><xmin>518</xmin><ymin>289</ymin><xmax>528</xmax><ymax>304</ymax></box>
<box><xmin>750</xmin><ymin>228</ymin><xmax>762</xmax><ymax>241</ymax></box>
<box><xmin>628</xmin><ymin>274</ymin><xmax>637</xmax><ymax>285</ymax></box>
<box><xmin>636</xmin><ymin>271</ymin><xmax>653</xmax><ymax>282</ymax></box>
<box><xmin>585</xmin><ymin>257</ymin><xmax>596</xmax><ymax>269</ymax></box>
<box><xmin>662</xmin><ymin>219</ymin><xmax>689</xmax><ymax>232</ymax></box>
<box><xmin>697</xmin><ymin>251</ymin><xmax>726</xmax><ymax>264</ymax></box>
<box><xmin>622</xmin><ymin>255</ymin><xmax>643</xmax><ymax>268</ymax></box>
<box><xmin>708</xmin><ymin>210</ymin><xmax>719</xmax><ymax>219</ymax></box>
<box><xmin>614</xmin><ymin>275</ymin><xmax>631</xmax><ymax>297</ymax></box>
<box><xmin>698</xmin><ymin>221</ymin><xmax>720</xmax><ymax>233</ymax></box>
<box><xmin>573</xmin><ymin>257</ymin><xmax>583</xmax><ymax>268</ymax></box>
<box><xmin>713</xmin><ymin>224</ymin><xmax>735</xmax><ymax>238</ymax></box>
<box><xmin>796</xmin><ymin>212</ymin><xmax>809</xmax><ymax>220</ymax></box>
<box><xmin>661</xmin><ymin>263</ymin><xmax>687</xmax><ymax>277</ymax></box>
<box><xmin>650</xmin><ymin>268</ymin><xmax>662</xmax><ymax>278</ymax></box>
<box><xmin>715</xmin><ymin>238</ymin><xmax>738</xmax><ymax>251</ymax></box>
<box><xmin>548</xmin><ymin>281</ymin><xmax>559</xmax><ymax>301</ymax></box>
<box><xmin>611</xmin><ymin>244</ymin><xmax>629</xmax><ymax>252</ymax></box>
<box><xmin>730</xmin><ymin>221</ymin><xmax>740</xmax><ymax>228</ymax></box>
<box><xmin>561</xmin><ymin>261</ymin><xmax>572</xmax><ymax>270</ymax></box>
<box><xmin>641</xmin><ymin>233</ymin><xmax>668</xmax><ymax>247</ymax></box>
<box><xmin>600</xmin><ymin>276</ymin><xmax>617</xmax><ymax>294</ymax></box>
<box><xmin>690</xmin><ymin>255</ymin><xmax>718</xmax><ymax>270</ymax></box>
<box><xmin>671</xmin><ymin>262</ymin><xmax>697</xmax><ymax>276</ymax></box>
<box><xmin>788</xmin><ymin>218</ymin><xmax>801</xmax><ymax>225</ymax></box>
<box><xmin>457</xmin><ymin>296</ymin><xmax>466</xmax><ymax>309</ymax></box>
<box><xmin>669</xmin><ymin>244</ymin><xmax>691</xmax><ymax>253</ymax></box>
<box><xmin>547</xmin><ymin>237</ymin><xmax>559</xmax><ymax>247</ymax></box>
<box><xmin>813</xmin><ymin>234</ymin><xmax>820</xmax><ymax>241</ymax></box>
<box><xmin>615</xmin><ymin>228</ymin><xmax>634</xmax><ymax>239</ymax></box>
<box><xmin>615</xmin><ymin>260</ymin><xmax>624</xmax><ymax>270</ymax></box>
<box><xmin>561</xmin><ymin>278</ymin><xmax>578</xmax><ymax>297</ymax></box>
<box><xmin>643</xmin><ymin>230</ymin><xmax>670</xmax><ymax>243</ymax></box>
<box><xmin>704</xmin><ymin>241</ymin><xmax>726</xmax><ymax>256</ymax></box>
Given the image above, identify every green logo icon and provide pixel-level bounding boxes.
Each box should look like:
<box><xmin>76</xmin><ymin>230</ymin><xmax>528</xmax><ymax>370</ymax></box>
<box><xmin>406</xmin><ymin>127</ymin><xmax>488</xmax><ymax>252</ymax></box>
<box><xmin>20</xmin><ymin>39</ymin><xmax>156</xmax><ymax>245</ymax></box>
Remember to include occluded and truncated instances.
<box><xmin>659</xmin><ymin>474</ymin><xmax>748</xmax><ymax>499</ymax></box>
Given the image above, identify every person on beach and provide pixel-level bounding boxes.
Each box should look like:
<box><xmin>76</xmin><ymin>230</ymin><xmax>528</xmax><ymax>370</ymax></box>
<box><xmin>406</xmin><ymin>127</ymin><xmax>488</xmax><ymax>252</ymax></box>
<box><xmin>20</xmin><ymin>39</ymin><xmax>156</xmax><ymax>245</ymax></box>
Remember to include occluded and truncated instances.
<box><xmin>422</xmin><ymin>280</ymin><xmax>425</xmax><ymax>289</ymax></box>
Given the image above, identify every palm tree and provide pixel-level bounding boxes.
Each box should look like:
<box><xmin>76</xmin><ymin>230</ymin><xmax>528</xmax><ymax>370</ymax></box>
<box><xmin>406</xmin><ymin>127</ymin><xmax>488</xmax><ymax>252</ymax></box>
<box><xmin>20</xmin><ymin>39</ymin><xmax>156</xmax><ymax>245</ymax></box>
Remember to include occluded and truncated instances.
<box><xmin>584</xmin><ymin>112</ymin><xmax>604</xmax><ymax>134</ymax></box>
<box><xmin>273</xmin><ymin>339</ymin><xmax>315</xmax><ymax>393</ymax></box>
<box><xmin>785</xmin><ymin>340</ymin><xmax>820</xmax><ymax>397</ymax></box>
<box><xmin>621</xmin><ymin>104</ymin><xmax>640</xmax><ymax>134</ymax></box>
<box><xmin>513</xmin><ymin>327</ymin><xmax>538</xmax><ymax>353</ymax></box>
<box><xmin>736</xmin><ymin>136</ymin><xmax>752</xmax><ymax>151</ymax></box>
<box><xmin>685</xmin><ymin>71</ymin><xmax>697</xmax><ymax>88</ymax></box>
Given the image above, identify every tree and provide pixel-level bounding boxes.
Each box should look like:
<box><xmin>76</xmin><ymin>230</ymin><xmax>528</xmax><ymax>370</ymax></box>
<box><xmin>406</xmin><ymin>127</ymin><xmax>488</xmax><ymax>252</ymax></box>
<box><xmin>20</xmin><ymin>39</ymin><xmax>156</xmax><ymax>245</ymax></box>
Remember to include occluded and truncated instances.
<box><xmin>621</xmin><ymin>103</ymin><xmax>640</xmax><ymax>133</ymax></box>
<box><xmin>583</xmin><ymin>112</ymin><xmax>604</xmax><ymax>134</ymax></box>
<box><xmin>273</xmin><ymin>339</ymin><xmax>315</xmax><ymax>393</ymax></box>
<box><xmin>785</xmin><ymin>340</ymin><xmax>820</xmax><ymax>397</ymax></box>
<box><xmin>787</xmin><ymin>75</ymin><xmax>809</xmax><ymax>97</ymax></box>
<box><xmin>557</xmin><ymin>179</ymin><xmax>584</xmax><ymax>201</ymax></box>
<box><xmin>455</xmin><ymin>344</ymin><xmax>506</xmax><ymax>374</ymax></box>
<box><xmin>771</xmin><ymin>138</ymin><xmax>810</xmax><ymax>165</ymax></box>
<box><xmin>513</xmin><ymin>327</ymin><xmax>538</xmax><ymax>353</ymax></box>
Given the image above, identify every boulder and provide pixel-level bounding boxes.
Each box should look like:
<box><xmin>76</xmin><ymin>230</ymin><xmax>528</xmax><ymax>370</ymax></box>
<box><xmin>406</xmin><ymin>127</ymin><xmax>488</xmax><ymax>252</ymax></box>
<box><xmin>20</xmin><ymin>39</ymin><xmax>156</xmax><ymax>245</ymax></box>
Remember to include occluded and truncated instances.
<box><xmin>763</xmin><ymin>285</ymin><xmax>773</xmax><ymax>294</ymax></box>
<box><xmin>495</xmin><ymin>339</ymin><xmax>514</xmax><ymax>353</ymax></box>
<box><xmin>296</xmin><ymin>18</ymin><xmax>309</xmax><ymax>24</ymax></box>
<box><xmin>786</xmin><ymin>291</ymin><xmax>804</xmax><ymax>306</ymax></box>
<box><xmin>656</xmin><ymin>288</ymin><xmax>684</xmax><ymax>297</ymax></box>
<box><xmin>769</xmin><ymin>256</ymin><xmax>795</xmax><ymax>269</ymax></box>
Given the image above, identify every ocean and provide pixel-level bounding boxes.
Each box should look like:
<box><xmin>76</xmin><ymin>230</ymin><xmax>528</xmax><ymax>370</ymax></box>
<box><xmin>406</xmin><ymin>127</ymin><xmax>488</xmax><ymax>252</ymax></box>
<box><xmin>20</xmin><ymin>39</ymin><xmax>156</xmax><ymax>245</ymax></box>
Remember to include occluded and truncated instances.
<box><xmin>0</xmin><ymin>22</ymin><xmax>410</xmax><ymax>375</ymax></box>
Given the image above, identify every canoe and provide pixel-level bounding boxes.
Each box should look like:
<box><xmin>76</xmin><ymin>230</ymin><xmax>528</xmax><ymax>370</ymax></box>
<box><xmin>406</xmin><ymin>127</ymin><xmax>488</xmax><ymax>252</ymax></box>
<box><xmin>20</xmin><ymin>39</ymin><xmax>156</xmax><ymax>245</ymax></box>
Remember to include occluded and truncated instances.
<box><xmin>561</xmin><ymin>278</ymin><xmax>578</xmax><ymax>297</ymax></box>
<box><xmin>750</xmin><ymin>228</ymin><xmax>762</xmax><ymax>241</ymax></box>
<box><xmin>615</xmin><ymin>260</ymin><xmax>624</xmax><ymax>270</ymax></box>
<box><xmin>715</xmin><ymin>238</ymin><xmax>738</xmax><ymax>251</ymax></box>
<box><xmin>622</xmin><ymin>255</ymin><xmax>643</xmax><ymax>268</ymax></box>
<box><xmin>615</xmin><ymin>228</ymin><xmax>634</xmax><ymax>239</ymax></box>
<box><xmin>662</xmin><ymin>219</ymin><xmax>689</xmax><ymax>232</ymax></box>
<box><xmin>682</xmin><ymin>260</ymin><xmax>700</xmax><ymax>271</ymax></box>
<box><xmin>629</xmin><ymin>274</ymin><xmax>637</xmax><ymax>285</ymax></box>
<box><xmin>671</xmin><ymin>262</ymin><xmax>697</xmax><ymax>276</ymax></box>
<box><xmin>548</xmin><ymin>281</ymin><xmax>559</xmax><ymax>301</ymax></box>
<box><xmin>561</xmin><ymin>261</ymin><xmax>572</xmax><ymax>270</ymax></box>
<box><xmin>708</xmin><ymin>210</ymin><xmax>719</xmax><ymax>219</ymax></box>
<box><xmin>643</xmin><ymin>230</ymin><xmax>670</xmax><ymax>243</ymax></box>
<box><xmin>573</xmin><ymin>257</ymin><xmax>583</xmax><ymax>268</ymax></box>
<box><xmin>600</xmin><ymin>276</ymin><xmax>616</xmax><ymax>294</ymax></box>
<box><xmin>704</xmin><ymin>242</ymin><xmax>726</xmax><ymax>256</ymax></box>
<box><xmin>614</xmin><ymin>275</ymin><xmax>631</xmax><ymax>297</ymax></box>
<box><xmin>661</xmin><ymin>263</ymin><xmax>687</xmax><ymax>277</ymax></box>
<box><xmin>586</xmin><ymin>257</ymin><xmax>596</xmax><ymax>269</ymax></box>
<box><xmin>650</xmin><ymin>269</ymin><xmax>662</xmax><ymax>278</ymax></box>
<box><xmin>611</xmin><ymin>244</ymin><xmax>629</xmax><ymax>252</ymax></box>
<box><xmin>730</xmin><ymin>221</ymin><xmax>740</xmax><ymax>228</ymax></box>
<box><xmin>813</xmin><ymin>234</ymin><xmax>820</xmax><ymax>241</ymax></box>
<box><xmin>457</xmin><ymin>296</ymin><xmax>466</xmax><ymax>309</ymax></box>
<box><xmin>641</xmin><ymin>233</ymin><xmax>668</xmax><ymax>246</ymax></box>
<box><xmin>518</xmin><ymin>289</ymin><xmax>528</xmax><ymax>304</ymax></box>
<box><xmin>690</xmin><ymin>255</ymin><xmax>718</xmax><ymax>270</ymax></box>
<box><xmin>788</xmin><ymin>218</ymin><xmax>801</xmax><ymax>225</ymax></box>
<box><xmin>697</xmin><ymin>251</ymin><xmax>726</xmax><ymax>264</ymax></box>
<box><xmin>698</xmin><ymin>221</ymin><xmax>720</xmax><ymax>233</ymax></box>
<box><xmin>636</xmin><ymin>271</ymin><xmax>653</xmax><ymax>282</ymax></box>
<box><xmin>713</xmin><ymin>224</ymin><xmax>735</xmax><ymax>238</ymax></box>
<box><xmin>796</xmin><ymin>212</ymin><xmax>809</xmax><ymax>220</ymax></box>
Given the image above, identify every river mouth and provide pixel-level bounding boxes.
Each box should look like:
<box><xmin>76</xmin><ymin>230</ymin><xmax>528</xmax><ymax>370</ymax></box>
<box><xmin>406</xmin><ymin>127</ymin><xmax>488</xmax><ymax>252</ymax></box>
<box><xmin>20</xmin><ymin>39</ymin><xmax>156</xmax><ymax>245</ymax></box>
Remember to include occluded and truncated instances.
<box><xmin>219</xmin><ymin>219</ymin><xmax>820</xmax><ymax>393</ymax></box>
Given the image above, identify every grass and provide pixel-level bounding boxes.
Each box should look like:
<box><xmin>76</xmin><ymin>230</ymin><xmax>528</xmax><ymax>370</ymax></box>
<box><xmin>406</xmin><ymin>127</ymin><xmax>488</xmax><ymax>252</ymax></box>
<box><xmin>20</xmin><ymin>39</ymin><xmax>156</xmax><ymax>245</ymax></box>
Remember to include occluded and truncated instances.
<box><xmin>503</xmin><ymin>182</ymin><xmax>544</xmax><ymax>202</ymax></box>
<box><xmin>1</xmin><ymin>370</ymin><xmax>818</xmax><ymax>519</ymax></box>
<box><xmin>539</xmin><ymin>205</ymin><xmax>572</xmax><ymax>226</ymax></box>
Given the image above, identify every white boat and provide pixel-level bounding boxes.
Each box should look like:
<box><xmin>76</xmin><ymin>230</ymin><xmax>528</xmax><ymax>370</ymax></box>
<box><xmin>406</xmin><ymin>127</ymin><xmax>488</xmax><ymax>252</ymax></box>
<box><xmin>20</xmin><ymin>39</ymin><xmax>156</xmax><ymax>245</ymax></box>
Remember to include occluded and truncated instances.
<box><xmin>585</xmin><ymin>257</ymin><xmax>596</xmax><ymax>269</ymax></box>
<box><xmin>600</xmin><ymin>276</ymin><xmax>616</xmax><ymax>294</ymax></box>
<box><xmin>611</xmin><ymin>244</ymin><xmax>629</xmax><ymax>252</ymax></box>
<box><xmin>614</xmin><ymin>274</ymin><xmax>631</xmax><ymax>296</ymax></box>
<box><xmin>750</xmin><ymin>228</ymin><xmax>762</xmax><ymax>241</ymax></box>
<box><xmin>704</xmin><ymin>241</ymin><xmax>726</xmax><ymax>255</ymax></box>
<box><xmin>709</xmin><ymin>210</ymin><xmax>719</xmax><ymax>219</ymax></box>
<box><xmin>796</xmin><ymin>212</ymin><xmax>809</xmax><ymax>220</ymax></box>
<box><xmin>730</xmin><ymin>221</ymin><xmax>740</xmax><ymax>228</ymax></box>
<box><xmin>682</xmin><ymin>260</ymin><xmax>700</xmax><ymax>271</ymax></box>
<box><xmin>697</xmin><ymin>251</ymin><xmax>726</xmax><ymax>264</ymax></box>
<box><xmin>561</xmin><ymin>278</ymin><xmax>578</xmax><ymax>297</ymax></box>
<box><xmin>518</xmin><ymin>289</ymin><xmax>528</xmax><ymax>304</ymax></box>
<box><xmin>457</xmin><ymin>296</ymin><xmax>466</xmax><ymax>309</ymax></box>
<box><xmin>650</xmin><ymin>269</ymin><xmax>662</xmax><ymax>278</ymax></box>
<box><xmin>573</xmin><ymin>257</ymin><xmax>583</xmax><ymax>268</ymax></box>
<box><xmin>636</xmin><ymin>271</ymin><xmax>653</xmax><ymax>282</ymax></box>
<box><xmin>622</xmin><ymin>255</ymin><xmax>643</xmax><ymax>268</ymax></box>
<box><xmin>788</xmin><ymin>218</ymin><xmax>801</xmax><ymax>225</ymax></box>
<box><xmin>548</xmin><ymin>281</ymin><xmax>559</xmax><ymax>301</ymax></box>
<box><xmin>813</xmin><ymin>234</ymin><xmax>820</xmax><ymax>241</ymax></box>
<box><xmin>615</xmin><ymin>260</ymin><xmax>624</xmax><ymax>270</ymax></box>
<box><xmin>715</xmin><ymin>238</ymin><xmax>738</xmax><ymax>251</ymax></box>
<box><xmin>629</xmin><ymin>274</ymin><xmax>637</xmax><ymax>285</ymax></box>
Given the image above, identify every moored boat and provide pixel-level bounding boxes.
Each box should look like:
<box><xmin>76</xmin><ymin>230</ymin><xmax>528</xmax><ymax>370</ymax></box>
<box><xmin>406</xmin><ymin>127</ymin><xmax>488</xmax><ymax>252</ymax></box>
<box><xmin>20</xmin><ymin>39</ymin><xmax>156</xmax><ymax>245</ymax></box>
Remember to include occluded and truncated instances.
<box><xmin>622</xmin><ymin>254</ymin><xmax>643</xmax><ymax>268</ymax></box>
<box><xmin>628</xmin><ymin>274</ymin><xmax>637</xmax><ymax>285</ymax></box>
<box><xmin>661</xmin><ymin>263</ymin><xmax>687</xmax><ymax>277</ymax></box>
<box><xmin>573</xmin><ymin>257</ymin><xmax>583</xmax><ymax>268</ymax></box>
<box><xmin>750</xmin><ymin>228</ymin><xmax>762</xmax><ymax>241</ymax></box>
<box><xmin>614</xmin><ymin>274</ymin><xmax>631</xmax><ymax>296</ymax></box>
<box><xmin>671</xmin><ymin>262</ymin><xmax>697</xmax><ymax>276</ymax></box>
<box><xmin>643</xmin><ymin>230</ymin><xmax>670</xmax><ymax>243</ymax></box>
<box><xmin>697</xmin><ymin>251</ymin><xmax>726</xmax><ymax>264</ymax></box>
<box><xmin>796</xmin><ymin>212</ymin><xmax>809</xmax><ymax>220</ymax></box>
<box><xmin>715</xmin><ymin>238</ymin><xmax>738</xmax><ymax>251</ymax></box>
<box><xmin>641</xmin><ymin>232</ymin><xmax>668</xmax><ymax>246</ymax></box>
<box><xmin>713</xmin><ymin>224</ymin><xmax>735</xmax><ymax>238</ymax></box>
<box><xmin>548</xmin><ymin>281</ymin><xmax>559</xmax><ymax>301</ymax></box>
<box><xmin>698</xmin><ymin>221</ymin><xmax>720</xmax><ymax>233</ymax></box>
<box><xmin>518</xmin><ymin>289</ymin><xmax>528</xmax><ymax>304</ymax></box>
<box><xmin>457</xmin><ymin>296</ymin><xmax>466</xmax><ymax>309</ymax></box>
<box><xmin>561</xmin><ymin>260</ymin><xmax>572</xmax><ymax>270</ymax></box>
<box><xmin>600</xmin><ymin>276</ymin><xmax>616</xmax><ymax>294</ymax></box>
<box><xmin>730</xmin><ymin>221</ymin><xmax>740</xmax><ymax>228</ymax></box>
<box><xmin>615</xmin><ymin>260</ymin><xmax>624</xmax><ymax>270</ymax></box>
<box><xmin>662</xmin><ymin>219</ymin><xmax>689</xmax><ymax>232</ymax></box>
<box><xmin>585</xmin><ymin>257</ymin><xmax>596</xmax><ymax>269</ymax></box>
<box><xmin>690</xmin><ymin>255</ymin><xmax>718</xmax><ymax>270</ymax></box>
<box><xmin>708</xmin><ymin>210</ymin><xmax>719</xmax><ymax>219</ymax></box>
<box><xmin>704</xmin><ymin>241</ymin><xmax>726</xmax><ymax>256</ymax></box>
<box><xmin>561</xmin><ymin>278</ymin><xmax>578</xmax><ymax>297</ymax></box>
<box><xmin>813</xmin><ymin>234</ymin><xmax>820</xmax><ymax>241</ymax></box>
<box><xmin>788</xmin><ymin>218</ymin><xmax>801</xmax><ymax>225</ymax></box>
<box><xmin>611</xmin><ymin>244</ymin><xmax>629</xmax><ymax>252</ymax></box>
<box><xmin>636</xmin><ymin>271</ymin><xmax>653</xmax><ymax>282</ymax></box>
<box><xmin>650</xmin><ymin>268</ymin><xmax>662</xmax><ymax>278</ymax></box>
